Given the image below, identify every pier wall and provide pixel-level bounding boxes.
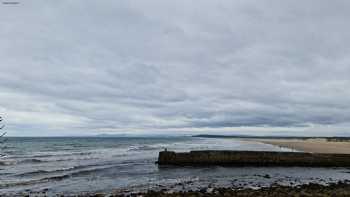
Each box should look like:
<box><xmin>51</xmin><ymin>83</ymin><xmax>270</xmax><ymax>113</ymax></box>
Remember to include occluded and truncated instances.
<box><xmin>157</xmin><ymin>150</ymin><xmax>350</xmax><ymax>167</ymax></box>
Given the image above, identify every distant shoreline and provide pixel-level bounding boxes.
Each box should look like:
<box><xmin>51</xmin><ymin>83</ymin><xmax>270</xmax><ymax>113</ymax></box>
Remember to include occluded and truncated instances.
<box><xmin>193</xmin><ymin>134</ymin><xmax>350</xmax><ymax>154</ymax></box>
<box><xmin>192</xmin><ymin>134</ymin><xmax>350</xmax><ymax>142</ymax></box>
<box><xmin>257</xmin><ymin>139</ymin><xmax>350</xmax><ymax>154</ymax></box>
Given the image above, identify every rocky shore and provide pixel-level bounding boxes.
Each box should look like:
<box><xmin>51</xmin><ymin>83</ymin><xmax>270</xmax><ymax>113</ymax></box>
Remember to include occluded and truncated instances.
<box><xmin>12</xmin><ymin>180</ymin><xmax>350</xmax><ymax>196</ymax></box>
<box><xmin>86</xmin><ymin>181</ymin><xmax>350</xmax><ymax>197</ymax></box>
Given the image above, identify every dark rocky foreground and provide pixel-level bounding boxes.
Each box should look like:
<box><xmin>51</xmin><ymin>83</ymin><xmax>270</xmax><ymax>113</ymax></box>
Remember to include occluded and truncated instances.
<box><xmin>157</xmin><ymin>150</ymin><xmax>350</xmax><ymax>167</ymax></box>
<box><xmin>80</xmin><ymin>181</ymin><xmax>350</xmax><ymax>197</ymax></box>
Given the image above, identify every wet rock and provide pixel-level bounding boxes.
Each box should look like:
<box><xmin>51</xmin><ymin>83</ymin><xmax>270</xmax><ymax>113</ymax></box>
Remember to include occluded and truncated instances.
<box><xmin>35</xmin><ymin>181</ymin><xmax>350</xmax><ymax>197</ymax></box>
<box><xmin>263</xmin><ymin>174</ymin><xmax>271</xmax><ymax>179</ymax></box>
<box><xmin>90</xmin><ymin>193</ymin><xmax>105</xmax><ymax>197</ymax></box>
<box><xmin>206</xmin><ymin>187</ymin><xmax>214</xmax><ymax>193</ymax></box>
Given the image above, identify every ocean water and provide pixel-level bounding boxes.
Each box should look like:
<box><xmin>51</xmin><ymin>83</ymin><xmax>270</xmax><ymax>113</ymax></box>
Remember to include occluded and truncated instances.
<box><xmin>0</xmin><ymin>137</ymin><xmax>349</xmax><ymax>195</ymax></box>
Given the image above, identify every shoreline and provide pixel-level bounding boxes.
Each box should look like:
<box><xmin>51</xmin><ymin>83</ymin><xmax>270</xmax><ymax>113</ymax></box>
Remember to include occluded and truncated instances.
<box><xmin>256</xmin><ymin>138</ymin><xmax>350</xmax><ymax>154</ymax></box>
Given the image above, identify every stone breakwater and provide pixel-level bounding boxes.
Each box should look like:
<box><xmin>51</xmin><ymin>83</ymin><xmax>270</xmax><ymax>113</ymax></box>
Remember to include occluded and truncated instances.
<box><xmin>157</xmin><ymin>150</ymin><xmax>350</xmax><ymax>167</ymax></box>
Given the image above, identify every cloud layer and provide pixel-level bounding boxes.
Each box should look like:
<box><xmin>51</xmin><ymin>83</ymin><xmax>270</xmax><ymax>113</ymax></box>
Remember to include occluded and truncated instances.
<box><xmin>1</xmin><ymin>0</ymin><xmax>350</xmax><ymax>136</ymax></box>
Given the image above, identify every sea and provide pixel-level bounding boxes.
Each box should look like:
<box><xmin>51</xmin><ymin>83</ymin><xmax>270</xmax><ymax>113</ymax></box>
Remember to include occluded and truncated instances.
<box><xmin>0</xmin><ymin>136</ymin><xmax>349</xmax><ymax>195</ymax></box>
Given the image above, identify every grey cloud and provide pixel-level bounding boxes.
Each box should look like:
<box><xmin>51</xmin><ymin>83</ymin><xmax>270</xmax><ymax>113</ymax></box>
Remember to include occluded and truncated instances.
<box><xmin>1</xmin><ymin>0</ymin><xmax>350</xmax><ymax>136</ymax></box>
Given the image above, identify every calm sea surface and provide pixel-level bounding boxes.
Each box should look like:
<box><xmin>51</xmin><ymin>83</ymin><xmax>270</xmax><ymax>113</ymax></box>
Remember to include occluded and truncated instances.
<box><xmin>0</xmin><ymin>137</ymin><xmax>349</xmax><ymax>195</ymax></box>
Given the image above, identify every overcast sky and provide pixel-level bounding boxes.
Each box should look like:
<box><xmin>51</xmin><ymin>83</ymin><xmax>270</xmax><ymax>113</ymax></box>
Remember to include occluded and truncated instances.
<box><xmin>1</xmin><ymin>0</ymin><xmax>350</xmax><ymax>136</ymax></box>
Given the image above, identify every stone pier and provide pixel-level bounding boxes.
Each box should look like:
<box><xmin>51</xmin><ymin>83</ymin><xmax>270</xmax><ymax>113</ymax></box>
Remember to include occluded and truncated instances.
<box><xmin>157</xmin><ymin>150</ymin><xmax>350</xmax><ymax>167</ymax></box>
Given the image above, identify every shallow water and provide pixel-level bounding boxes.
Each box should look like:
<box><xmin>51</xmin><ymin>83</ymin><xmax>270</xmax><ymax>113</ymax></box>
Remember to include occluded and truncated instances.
<box><xmin>0</xmin><ymin>137</ymin><xmax>349</xmax><ymax>195</ymax></box>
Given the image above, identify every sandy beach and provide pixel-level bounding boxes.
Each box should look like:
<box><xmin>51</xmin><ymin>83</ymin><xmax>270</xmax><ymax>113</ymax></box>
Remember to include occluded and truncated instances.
<box><xmin>258</xmin><ymin>139</ymin><xmax>350</xmax><ymax>154</ymax></box>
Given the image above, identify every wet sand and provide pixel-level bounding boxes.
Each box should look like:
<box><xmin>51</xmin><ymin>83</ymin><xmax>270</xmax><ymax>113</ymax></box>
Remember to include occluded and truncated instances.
<box><xmin>258</xmin><ymin>139</ymin><xmax>350</xmax><ymax>154</ymax></box>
